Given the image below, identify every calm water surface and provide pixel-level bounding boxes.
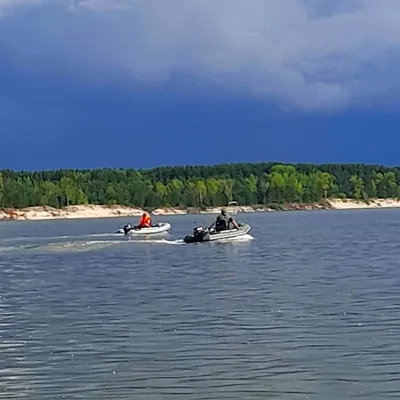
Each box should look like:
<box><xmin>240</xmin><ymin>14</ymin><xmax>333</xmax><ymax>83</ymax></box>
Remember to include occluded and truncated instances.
<box><xmin>0</xmin><ymin>210</ymin><xmax>400</xmax><ymax>399</ymax></box>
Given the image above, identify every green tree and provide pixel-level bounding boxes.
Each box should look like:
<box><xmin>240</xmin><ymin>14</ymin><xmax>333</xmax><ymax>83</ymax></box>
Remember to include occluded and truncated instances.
<box><xmin>60</xmin><ymin>177</ymin><xmax>74</xmax><ymax>206</ymax></box>
<box><xmin>60</xmin><ymin>176</ymin><xmax>88</xmax><ymax>206</ymax></box>
<box><xmin>317</xmin><ymin>172</ymin><xmax>334</xmax><ymax>199</ymax></box>
<box><xmin>257</xmin><ymin>173</ymin><xmax>270</xmax><ymax>204</ymax></box>
<box><xmin>350</xmin><ymin>175</ymin><xmax>365</xmax><ymax>200</ymax></box>
<box><xmin>268</xmin><ymin>170</ymin><xmax>285</xmax><ymax>202</ymax></box>
<box><xmin>245</xmin><ymin>174</ymin><xmax>258</xmax><ymax>204</ymax></box>
<box><xmin>166</xmin><ymin>179</ymin><xmax>184</xmax><ymax>206</ymax></box>
<box><xmin>206</xmin><ymin>178</ymin><xmax>219</xmax><ymax>206</ymax></box>
<box><xmin>2</xmin><ymin>161</ymin><xmax>400</xmax><ymax>210</ymax></box>
<box><xmin>194</xmin><ymin>180</ymin><xmax>207</xmax><ymax>206</ymax></box>
<box><xmin>39</xmin><ymin>181</ymin><xmax>61</xmax><ymax>207</ymax></box>
<box><xmin>155</xmin><ymin>182</ymin><xmax>167</xmax><ymax>205</ymax></box>
<box><xmin>220</xmin><ymin>178</ymin><xmax>234</xmax><ymax>203</ymax></box>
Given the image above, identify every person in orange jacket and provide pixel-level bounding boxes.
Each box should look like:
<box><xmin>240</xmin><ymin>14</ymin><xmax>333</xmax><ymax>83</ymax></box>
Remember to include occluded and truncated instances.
<box><xmin>136</xmin><ymin>212</ymin><xmax>152</xmax><ymax>229</ymax></box>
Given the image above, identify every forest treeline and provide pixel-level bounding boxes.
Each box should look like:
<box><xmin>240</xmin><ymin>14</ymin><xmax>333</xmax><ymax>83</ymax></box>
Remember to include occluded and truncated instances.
<box><xmin>0</xmin><ymin>162</ymin><xmax>399</xmax><ymax>209</ymax></box>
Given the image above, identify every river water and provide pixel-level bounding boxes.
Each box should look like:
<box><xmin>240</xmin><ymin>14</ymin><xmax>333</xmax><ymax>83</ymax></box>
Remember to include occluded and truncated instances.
<box><xmin>0</xmin><ymin>210</ymin><xmax>399</xmax><ymax>399</ymax></box>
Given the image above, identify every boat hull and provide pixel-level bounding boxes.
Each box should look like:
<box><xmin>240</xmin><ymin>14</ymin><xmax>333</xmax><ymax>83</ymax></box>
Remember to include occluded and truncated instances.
<box><xmin>117</xmin><ymin>222</ymin><xmax>171</xmax><ymax>235</ymax></box>
<box><xmin>183</xmin><ymin>223</ymin><xmax>251</xmax><ymax>243</ymax></box>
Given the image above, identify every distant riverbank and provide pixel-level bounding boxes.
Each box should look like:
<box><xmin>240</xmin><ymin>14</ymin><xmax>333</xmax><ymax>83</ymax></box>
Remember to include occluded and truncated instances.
<box><xmin>1</xmin><ymin>198</ymin><xmax>400</xmax><ymax>221</ymax></box>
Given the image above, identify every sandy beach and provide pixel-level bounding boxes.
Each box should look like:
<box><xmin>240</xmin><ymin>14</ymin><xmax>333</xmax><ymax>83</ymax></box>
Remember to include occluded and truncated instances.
<box><xmin>327</xmin><ymin>199</ymin><xmax>400</xmax><ymax>210</ymax></box>
<box><xmin>1</xmin><ymin>199</ymin><xmax>400</xmax><ymax>221</ymax></box>
<box><xmin>0</xmin><ymin>205</ymin><xmax>144</xmax><ymax>221</ymax></box>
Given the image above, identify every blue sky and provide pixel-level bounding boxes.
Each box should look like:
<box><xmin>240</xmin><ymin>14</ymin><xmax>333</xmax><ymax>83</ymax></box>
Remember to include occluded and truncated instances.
<box><xmin>1</xmin><ymin>0</ymin><xmax>400</xmax><ymax>170</ymax></box>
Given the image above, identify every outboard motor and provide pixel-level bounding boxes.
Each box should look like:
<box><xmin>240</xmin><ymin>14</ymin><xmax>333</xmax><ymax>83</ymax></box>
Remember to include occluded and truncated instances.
<box><xmin>193</xmin><ymin>226</ymin><xmax>207</xmax><ymax>239</ymax></box>
<box><xmin>123</xmin><ymin>223</ymin><xmax>132</xmax><ymax>234</ymax></box>
<box><xmin>192</xmin><ymin>225</ymin><xmax>209</xmax><ymax>242</ymax></box>
<box><xmin>183</xmin><ymin>225</ymin><xmax>209</xmax><ymax>243</ymax></box>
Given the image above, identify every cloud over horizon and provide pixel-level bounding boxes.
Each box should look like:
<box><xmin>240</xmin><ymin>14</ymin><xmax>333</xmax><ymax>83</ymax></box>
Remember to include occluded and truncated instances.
<box><xmin>2</xmin><ymin>0</ymin><xmax>400</xmax><ymax>112</ymax></box>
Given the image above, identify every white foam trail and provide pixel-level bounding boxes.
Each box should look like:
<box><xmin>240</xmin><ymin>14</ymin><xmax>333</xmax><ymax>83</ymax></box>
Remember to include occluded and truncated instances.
<box><xmin>0</xmin><ymin>245</ymin><xmax>25</xmax><ymax>252</ymax></box>
<box><xmin>139</xmin><ymin>238</ymin><xmax>185</xmax><ymax>245</ymax></box>
<box><xmin>80</xmin><ymin>240</ymin><xmax>124</xmax><ymax>245</ymax></box>
<box><xmin>45</xmin><ymin>240</ymin><xmax>121</xmax><ymax>252</ymax></box>
<box><xmin>3</xmin><ymin>234</ymin><xmax>74</xmax><ymax>242</ymax></box>
<box><xmin>46</xmin><ymin>237</ymin><xmax>185</xmax><ymax>251</ymax></box>
<box><xmin>0</xmin><ymin>244</ymin><xmax>40</xmax><ymax>252</ymax></box>
<box><xmin>2</xmin><ymin>233</ymin><xmax>116</xmax><ymax>242</ymax></box>
<box><xmin>3</xmin><ymin>231</ymin><xmax>171</xmax><ymax>244</ymax></box>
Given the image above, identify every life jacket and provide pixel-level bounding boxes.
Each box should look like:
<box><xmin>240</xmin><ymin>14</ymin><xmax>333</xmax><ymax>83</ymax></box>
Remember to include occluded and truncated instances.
<box><xmin>139</xmin><ymin>213</ymin><xmax>152</xmax><ymax>227</ymax></box>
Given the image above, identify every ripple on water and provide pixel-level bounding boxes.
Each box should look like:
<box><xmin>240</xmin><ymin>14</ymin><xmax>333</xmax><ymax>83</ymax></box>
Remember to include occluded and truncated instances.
<box><xmin>1</xmin><ymin>211</ymin><xmax>400</xmax><ymax>399</ymax></box>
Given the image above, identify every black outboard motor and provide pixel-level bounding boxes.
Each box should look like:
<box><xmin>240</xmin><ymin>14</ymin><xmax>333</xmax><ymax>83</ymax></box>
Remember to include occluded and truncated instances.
<box><xmin>183</xmin><ymin>225</ymin><xmax>209</xmax><ymax>243</ymax></box>
<box><xmin>194</xmin><ymin>226</ymin><xmax>207</xmax><ymax>239</ymax></box>
<box><xmin>123</xmin><ymin>223</ymin><xmax>132</xmax><ymax>234</ymax></box>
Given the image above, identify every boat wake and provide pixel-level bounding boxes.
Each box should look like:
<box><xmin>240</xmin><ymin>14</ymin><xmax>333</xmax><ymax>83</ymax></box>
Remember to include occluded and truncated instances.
<box><xmin>44</xmin><ymin>237</ymin><xmax>185</xmax><ymax>252</ymax></box>
<box><xmin>46</xmin><ymin>239</ymin><xmax>123</xmax><ymax>252</ymax></box>
<box><xmin>2</xmin><ymin>232</ymin><xmax>121</xmax><ymax>243</ymax></box>
<box><xmin>0</xmin><ymin>244</ymin><xmax>40</xmax><ymax>252</ymax></box>
<box><xmin>0</xmin><ymin>233</ymin><xmax>251</xmax><ymax>253</ymax></box>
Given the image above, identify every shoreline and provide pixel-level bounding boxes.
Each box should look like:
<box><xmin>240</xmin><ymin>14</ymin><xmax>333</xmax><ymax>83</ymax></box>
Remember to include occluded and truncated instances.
<box><xmin>1</xmin><ymin>199</ymin><xmax>400</xmax><ymax>221</ymax></box>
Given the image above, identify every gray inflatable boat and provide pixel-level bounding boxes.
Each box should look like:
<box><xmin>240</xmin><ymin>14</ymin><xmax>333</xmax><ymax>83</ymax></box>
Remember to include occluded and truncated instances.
<box><xmin>183</xmin><ymin>223</ymin><xmax>251</xmax><ymax>244</ymax></box>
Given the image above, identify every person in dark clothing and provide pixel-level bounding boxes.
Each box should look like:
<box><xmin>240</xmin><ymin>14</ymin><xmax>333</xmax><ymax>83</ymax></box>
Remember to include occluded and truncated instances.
<box><xmin>210</xmin><ymin>209</ymin><xmax>239</xmax><ymax>231</ymax></box>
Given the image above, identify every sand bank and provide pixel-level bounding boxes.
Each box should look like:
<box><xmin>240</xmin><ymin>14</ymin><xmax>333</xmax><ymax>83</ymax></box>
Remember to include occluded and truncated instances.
<box><xmin>327</xmin><ymin>198</ymin><xmax>400</xmax><ymax>210</ymax></box>
<box><xmin>0</xmin><ymin>205</ymin><xmax>143</xmax><ymax>221</ymax></box>
<box><xmin>2</xmin><ymin>199</ymin><xmax>400</xmax><ymax>221</ymax></box>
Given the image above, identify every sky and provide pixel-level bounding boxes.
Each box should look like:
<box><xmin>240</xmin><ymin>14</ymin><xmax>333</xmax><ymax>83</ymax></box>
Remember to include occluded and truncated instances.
<box><xmin>1</xmin><ymin>0</ymin><xmax>400</xmax><ymax>170</ymax></box>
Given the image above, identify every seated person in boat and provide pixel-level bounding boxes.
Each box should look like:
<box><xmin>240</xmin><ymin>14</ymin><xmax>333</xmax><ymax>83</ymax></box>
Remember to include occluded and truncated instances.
<box><xmin>136</xmin><ymin>212</ymin><xmax>152</xmax><ymax>229</ymax></box>
<box><xmin>210</xmin><ymin>209</ymin><xmax>239</xmax><ymax>232</ymax></box>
